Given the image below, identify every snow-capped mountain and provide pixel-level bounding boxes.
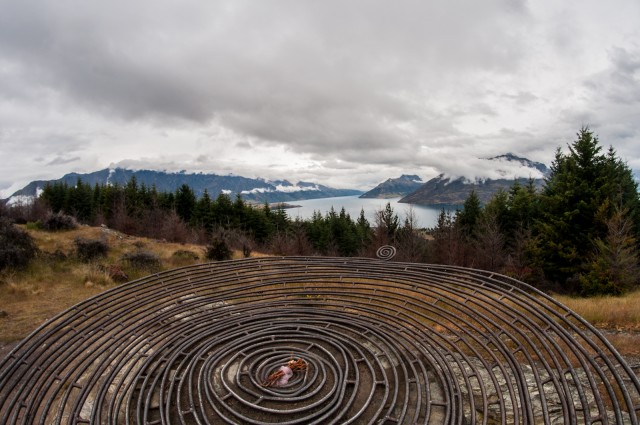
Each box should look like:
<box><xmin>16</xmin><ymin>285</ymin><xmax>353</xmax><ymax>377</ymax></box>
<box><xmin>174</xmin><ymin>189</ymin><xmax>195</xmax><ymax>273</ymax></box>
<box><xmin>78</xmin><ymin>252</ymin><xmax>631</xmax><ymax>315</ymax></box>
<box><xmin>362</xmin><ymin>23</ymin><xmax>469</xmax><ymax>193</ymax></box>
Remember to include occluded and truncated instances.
<box><xmin>356</xmin><ymin>153</ymin><xmax>548</xmax><ymax>205</ymax></box>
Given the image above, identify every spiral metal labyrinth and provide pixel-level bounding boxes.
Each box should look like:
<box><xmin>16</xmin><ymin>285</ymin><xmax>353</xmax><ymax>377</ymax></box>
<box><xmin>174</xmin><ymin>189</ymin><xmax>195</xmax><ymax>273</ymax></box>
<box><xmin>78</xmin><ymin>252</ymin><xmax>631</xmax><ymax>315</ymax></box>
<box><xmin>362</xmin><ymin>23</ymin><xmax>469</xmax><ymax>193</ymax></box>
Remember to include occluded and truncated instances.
<box><xmin>1</xmin><ymin>257</ymin><xmax>639</xmax><ymax>424</ymax></box>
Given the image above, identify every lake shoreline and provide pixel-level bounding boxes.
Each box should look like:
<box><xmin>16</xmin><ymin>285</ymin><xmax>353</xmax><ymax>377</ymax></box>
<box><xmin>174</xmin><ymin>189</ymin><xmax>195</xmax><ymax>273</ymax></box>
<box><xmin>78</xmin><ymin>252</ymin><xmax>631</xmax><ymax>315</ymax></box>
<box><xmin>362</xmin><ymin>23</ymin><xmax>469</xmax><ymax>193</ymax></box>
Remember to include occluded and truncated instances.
<box><xmin>283</xmin><ymin>195</ymin><xmax>459</xmax><ymax>229</ymax></box>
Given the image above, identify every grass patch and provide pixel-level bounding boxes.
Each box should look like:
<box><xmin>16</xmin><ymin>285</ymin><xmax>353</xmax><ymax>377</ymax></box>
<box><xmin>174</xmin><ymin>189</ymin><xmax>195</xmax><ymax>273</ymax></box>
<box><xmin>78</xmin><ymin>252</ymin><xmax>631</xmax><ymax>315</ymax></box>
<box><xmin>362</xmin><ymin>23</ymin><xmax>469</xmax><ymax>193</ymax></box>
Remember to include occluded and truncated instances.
<box><xmin>0</xmin><ymin>225</ymin><xmax>211</xmax><ymax>343</ymax></box>
<box><xmin>553</xmin><ymin>290</ymin><xmax>640</xmax><ymax>330</ymax></box>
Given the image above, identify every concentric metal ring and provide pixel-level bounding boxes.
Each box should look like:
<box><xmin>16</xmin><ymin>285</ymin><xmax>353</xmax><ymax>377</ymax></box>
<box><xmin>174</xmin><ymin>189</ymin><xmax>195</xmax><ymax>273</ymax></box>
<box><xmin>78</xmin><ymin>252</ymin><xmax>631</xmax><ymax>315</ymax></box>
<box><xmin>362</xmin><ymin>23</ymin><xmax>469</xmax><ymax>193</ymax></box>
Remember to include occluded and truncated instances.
<box><xmin>1</xmin><ymin>257</ymin><xmax>639</xmax><ymax>424</ymax></box>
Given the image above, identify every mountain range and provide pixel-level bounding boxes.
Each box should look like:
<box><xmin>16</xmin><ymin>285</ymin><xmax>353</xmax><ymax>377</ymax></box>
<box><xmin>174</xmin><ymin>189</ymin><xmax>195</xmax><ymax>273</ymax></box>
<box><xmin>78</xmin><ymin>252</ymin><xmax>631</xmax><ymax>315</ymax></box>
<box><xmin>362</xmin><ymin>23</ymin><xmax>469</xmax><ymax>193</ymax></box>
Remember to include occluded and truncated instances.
<box><xmin>3</xmin><ymin>168</ymin><xmax>362</xmax><ymax>205</ymax></box>
<box><xmin>4</xmin><ymin>153</ymin><xmax>550</xmax><ymax>207</ymax></box>
<box><xmin>360</xmin><ymin>153</ymin><xmax>549</xmax><ymax>205</ymax></box>
<box><xmin>398</xmin><ymin>175</ymin><xmax>544</xmax><ymax>205</ymax></box>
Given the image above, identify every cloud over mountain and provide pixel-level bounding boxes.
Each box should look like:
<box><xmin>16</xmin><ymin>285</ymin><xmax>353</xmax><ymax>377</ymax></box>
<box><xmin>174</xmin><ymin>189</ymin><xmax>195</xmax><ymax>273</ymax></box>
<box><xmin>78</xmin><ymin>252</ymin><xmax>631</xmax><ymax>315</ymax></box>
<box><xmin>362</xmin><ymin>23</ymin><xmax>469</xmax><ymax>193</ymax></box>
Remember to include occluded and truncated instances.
<box><xmin>1</xmin><ymin>1</ymin><xmax>639</xmax><ymax>197</ymax></box>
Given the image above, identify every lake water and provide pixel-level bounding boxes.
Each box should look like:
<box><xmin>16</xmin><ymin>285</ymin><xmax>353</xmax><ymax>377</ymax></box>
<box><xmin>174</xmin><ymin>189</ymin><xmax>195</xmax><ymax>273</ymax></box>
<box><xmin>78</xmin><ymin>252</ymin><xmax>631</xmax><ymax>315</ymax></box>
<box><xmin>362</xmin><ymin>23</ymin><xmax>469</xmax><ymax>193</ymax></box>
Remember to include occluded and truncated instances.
<box><xmin>285</xmin><ymin>195</ymin><xmax>459</xmax><ymax>229</ymax></box>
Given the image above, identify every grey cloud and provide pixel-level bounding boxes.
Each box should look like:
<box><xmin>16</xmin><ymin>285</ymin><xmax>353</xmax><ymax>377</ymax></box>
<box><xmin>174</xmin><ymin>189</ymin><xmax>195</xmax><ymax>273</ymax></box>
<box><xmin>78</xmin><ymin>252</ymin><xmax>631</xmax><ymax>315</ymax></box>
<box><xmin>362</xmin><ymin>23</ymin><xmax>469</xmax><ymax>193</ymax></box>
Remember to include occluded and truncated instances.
<box><xmin>0</xmin><ymin>0</ymin><xmax>532</xmax><ymax>155</ymax></box>
<box><xmin>1</xmin><ymin>0</ymin><xmax>639</xmax><ymax>196</ymax></box>
<box><xmin>582</xmin><ymin>48</ymin><xmax>640</xmax><ymax>105</ymax></box>
<box><xmin>46</xmin><ymin>156</ymin><xmax>81</xmax><ymax>166</ymax></box>
<box><xmin>505</xmin><ymin>91</ymin><xmax>539</xmax><ymax>106</ymax></box>
<box><xmin>556</xmin><ymin>44</ymin><xmax>640</xmax><ymax>166</ymax></box>
<box><xmin>605</xmin><ymin>48</ymin><xmax>640</xmax><ymax>104</ymax></box>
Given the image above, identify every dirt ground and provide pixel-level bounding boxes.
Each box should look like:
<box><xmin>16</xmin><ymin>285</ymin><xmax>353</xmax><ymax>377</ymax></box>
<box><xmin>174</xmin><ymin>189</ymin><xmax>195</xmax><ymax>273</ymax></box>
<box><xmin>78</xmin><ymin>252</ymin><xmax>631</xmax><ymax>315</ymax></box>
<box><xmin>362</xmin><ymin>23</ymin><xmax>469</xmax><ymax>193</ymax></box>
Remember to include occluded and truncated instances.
<box><xmin>0</xmin><ymin>340</ymin><xmax>18</xmax><ymax>362</ymax></box>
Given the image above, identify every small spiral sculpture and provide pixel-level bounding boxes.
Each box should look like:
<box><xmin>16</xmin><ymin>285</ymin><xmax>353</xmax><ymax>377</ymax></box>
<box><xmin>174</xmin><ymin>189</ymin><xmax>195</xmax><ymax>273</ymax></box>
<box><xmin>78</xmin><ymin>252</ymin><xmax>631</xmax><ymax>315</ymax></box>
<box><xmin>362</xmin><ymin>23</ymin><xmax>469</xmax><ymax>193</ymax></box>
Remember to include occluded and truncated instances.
<box><xmin>376</xmin><ymin>245</ymin><xmax>397</xmax><ymax>260</ymax></box>
<box><xmin>1</xmin><ymin>257</ymin><xmax>638</xmax><ymax>424</ymax></box>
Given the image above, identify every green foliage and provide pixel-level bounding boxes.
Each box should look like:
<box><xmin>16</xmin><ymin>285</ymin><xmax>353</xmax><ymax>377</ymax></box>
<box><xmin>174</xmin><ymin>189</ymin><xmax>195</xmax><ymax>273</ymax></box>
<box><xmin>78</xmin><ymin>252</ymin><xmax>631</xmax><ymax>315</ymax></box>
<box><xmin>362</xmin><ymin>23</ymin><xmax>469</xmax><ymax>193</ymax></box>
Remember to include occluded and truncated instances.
<box><xmin>304</xmin><ymin>207</ymin><xmax>371</xmax><ymax>256</ymax></box>
<box><xmin>25</xmin><ymin>221</ymin><xmax>42</xmax><ymax>231</ymax></box>
<box><xmin>579</xmin><ymin>207</ymin><xmax>639</xmax><ymax>295</ymax></box>
<box><xmin>456</xmin><ymin>190</ymin><xmax>482</xmax><ymax>237</ymax></box>
<box><xmin>175</xmin><ymin>184</ymin><xmax>196</xmax><ymax>222</ymax></box>
<box><xmin>68</xmin><ymin>179</ymin><xmax>95</xmax><ymax>222</ymax></box>
<box><xmin>192</xmin><ymin>190</ymin><xmax>213</xmax><ymax>231</ymax></box>
<box><xmin>38</xmin><ymin>177</ymin><xmax>281</xmax><ymax>245</ymax></box>
<box><xmin>377</xmin><ymin>202</ymin><xmax>400</xmax><ymax>242</ymax></box>
<box><xmin>0</xmin><ymin>217</ymin><xmax>38</xmax><ymax>270</ymax></box>
<box><xmin>536</xmin><ymin>127</ymin><xmax>640</xmax><ymax>290</ymax></box>
<box><xmin>206</xmin><ymin>238</ymin><xmax>233</xmax><ymax>261</ymax></box>
<box><xmin>41</xmin><ymin>181</ymin><xmax>69</xmax><ymax>214</ymax></box>
<box><xmin>356</xmin><ymin>209</ymin><xmax>372</xmax><ymax>247</ymax></box>
<box><xmin>427</xmin><ymin>127</ymin><xmax>639</xmax><ymax>295</ymax></box>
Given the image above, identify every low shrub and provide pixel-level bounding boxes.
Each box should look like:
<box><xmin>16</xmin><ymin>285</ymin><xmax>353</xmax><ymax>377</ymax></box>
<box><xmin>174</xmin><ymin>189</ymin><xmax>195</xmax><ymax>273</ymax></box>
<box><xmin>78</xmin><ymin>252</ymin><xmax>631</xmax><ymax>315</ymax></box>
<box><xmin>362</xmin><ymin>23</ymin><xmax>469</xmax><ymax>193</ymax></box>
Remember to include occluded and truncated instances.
<box><xmin>121</xmin><ymin>250</ymin><xmax>161</xmax><ymax>272</ymax></box>
<box><xmin>75</xmin><ymin>237</ymin><xmax>109</xmax><ymax>262</ymax></box>
<box><xmin>43</xmin><ymin>212</ymin><xmax>78</xmax><ymax>231</ymax></box>
<box><xmin>0</xmin><ymin>217</ymin><xmax>39</xmax><ymax>270</ymax></box>
<box><xmin>25</xmin><ymin>221</ymin><xmax>42</xmax><ymax>230</ymax></box>
<box><xmin>80</xmin><ymin>263</ymin><xmax>113</xmax><ymax>287</ymax></box>
<box><xmin>169</xmin><ymin>249</ymin><xmax>200</xmax><ymax>267</ymax></box>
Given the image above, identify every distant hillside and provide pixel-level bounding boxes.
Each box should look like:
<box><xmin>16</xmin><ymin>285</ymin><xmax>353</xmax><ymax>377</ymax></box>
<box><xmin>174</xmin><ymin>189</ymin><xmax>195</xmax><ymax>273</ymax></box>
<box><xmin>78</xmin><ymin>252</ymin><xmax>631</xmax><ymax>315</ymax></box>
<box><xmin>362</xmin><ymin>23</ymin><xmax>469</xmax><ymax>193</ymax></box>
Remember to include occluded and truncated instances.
<box><xmin>399</xmin><ymin>175</ymin><xmax>543</xmax><ymax>205</ymax></box>
<box><xmin>397</xmin><ymin>153</ymin><xmax>548</xmax><ymax>205</ymax></box>
<box><xmin>4</xmin><ymin>168</ymin><xmax>362</xmax><ymax>205</ymax></box>
<box><xmin>359</xmin><ymin>175</ymin><xmax>424</xmax><ymax>199</ymax></box>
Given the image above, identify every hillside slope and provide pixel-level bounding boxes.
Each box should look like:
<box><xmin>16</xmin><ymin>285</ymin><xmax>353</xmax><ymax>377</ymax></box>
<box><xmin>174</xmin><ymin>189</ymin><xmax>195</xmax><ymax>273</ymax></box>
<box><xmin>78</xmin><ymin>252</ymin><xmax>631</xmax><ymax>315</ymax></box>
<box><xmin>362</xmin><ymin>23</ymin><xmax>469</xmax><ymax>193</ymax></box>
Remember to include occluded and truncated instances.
<box><xmin>399</xmin><ymin>175</ymin><xmax>543</xmax><ymax>205</ymax></box>
<box><xmin>359</xmin><ymin>175</ymin><xmax>424</xmax><ymax>199</ymax></box>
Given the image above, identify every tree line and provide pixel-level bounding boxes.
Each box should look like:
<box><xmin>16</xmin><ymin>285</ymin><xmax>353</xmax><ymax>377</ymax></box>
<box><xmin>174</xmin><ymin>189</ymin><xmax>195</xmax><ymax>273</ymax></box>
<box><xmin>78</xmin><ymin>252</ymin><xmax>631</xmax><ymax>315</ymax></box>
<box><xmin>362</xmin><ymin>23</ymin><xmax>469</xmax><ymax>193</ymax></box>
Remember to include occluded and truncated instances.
<box><xmin>33</xmin><ymin>176</ymin><xmax>428</xmax><ymax>259</ymax></box>
<box><xmin>4</xmin><ymin>128</ymin><xmax>639</xmax><ymax>295</ymax></box>
<box><xmin>431</xmin><ymin>128</ymin><xmax>640</xmax><ymax>295</ymax></box>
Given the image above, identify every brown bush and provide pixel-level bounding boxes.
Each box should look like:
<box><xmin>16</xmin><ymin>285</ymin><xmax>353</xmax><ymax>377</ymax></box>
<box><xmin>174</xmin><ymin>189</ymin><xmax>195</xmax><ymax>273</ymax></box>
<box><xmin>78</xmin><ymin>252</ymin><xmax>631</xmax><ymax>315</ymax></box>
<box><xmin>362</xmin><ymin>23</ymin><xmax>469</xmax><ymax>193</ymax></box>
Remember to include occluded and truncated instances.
<box><xmin>43</xmin><ymin>212</ymin><xmax>78</xmax><ymax>231</ymax></box>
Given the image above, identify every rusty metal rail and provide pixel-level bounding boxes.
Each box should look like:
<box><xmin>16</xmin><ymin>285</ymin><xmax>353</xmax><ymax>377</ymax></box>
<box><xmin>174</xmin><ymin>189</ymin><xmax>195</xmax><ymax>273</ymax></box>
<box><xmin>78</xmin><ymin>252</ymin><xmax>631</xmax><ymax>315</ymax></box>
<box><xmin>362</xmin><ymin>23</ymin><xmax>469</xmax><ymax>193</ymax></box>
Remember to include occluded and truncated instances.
<box><xmin>1</xmin><ymin>257</ymin><xmax>639</xmax><ymax>424</ymax></box>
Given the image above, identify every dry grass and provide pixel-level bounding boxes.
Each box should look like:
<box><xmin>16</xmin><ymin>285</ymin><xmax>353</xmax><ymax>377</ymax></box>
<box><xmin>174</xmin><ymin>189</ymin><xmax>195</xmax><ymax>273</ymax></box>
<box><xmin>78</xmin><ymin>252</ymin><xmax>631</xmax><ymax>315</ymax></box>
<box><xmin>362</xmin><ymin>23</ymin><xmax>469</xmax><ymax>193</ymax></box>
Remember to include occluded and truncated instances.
<box><xmin>0</xmin><ymin>225</ymin><xmax>220</xmax><ymax>343</ymax></box>
<box><xmin>0</xmin><ymin>271</ymin><xmax>106</xmax><ymax>342</ymax></box>
<box><xmin>553</xmin><ymin>290</ymin><xmax>640</xmax><ymax>331</ymax></box>
<box><xmin>550</xmin><ymin>291</ymin><xmax>640</xmax><ymax>358</ymax></box>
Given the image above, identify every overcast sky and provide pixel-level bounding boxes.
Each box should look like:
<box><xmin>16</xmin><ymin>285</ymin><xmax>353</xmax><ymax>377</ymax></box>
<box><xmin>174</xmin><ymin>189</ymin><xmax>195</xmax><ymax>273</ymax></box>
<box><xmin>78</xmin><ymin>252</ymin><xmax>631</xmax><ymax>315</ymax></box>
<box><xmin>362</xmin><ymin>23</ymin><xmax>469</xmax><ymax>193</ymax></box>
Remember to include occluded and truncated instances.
<box><xmin>1</xmin><ymin>0</ymin><xmax>639</xmax><ymax>197</ymax></box>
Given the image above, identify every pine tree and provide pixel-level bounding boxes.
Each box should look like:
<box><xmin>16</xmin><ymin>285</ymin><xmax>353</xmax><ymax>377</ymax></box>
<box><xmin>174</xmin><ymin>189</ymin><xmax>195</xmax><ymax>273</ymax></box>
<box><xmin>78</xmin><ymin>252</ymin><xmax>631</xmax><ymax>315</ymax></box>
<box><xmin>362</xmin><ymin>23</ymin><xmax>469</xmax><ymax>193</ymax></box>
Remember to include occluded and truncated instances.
<box><xmin>537</xmin><ymin>127</ymin><xmax>640</xmax><ymax>291</ymax></box>
<box><xmin>356</xmin><ymin>208</ymin><xmax>372</xmax><ymax>248</ymax></box>
<box><xmin>579</xmin><ymin>206</ymin><xmax>639</xmax><ymax>295</ymax></box>
<box><xmin>192</xmin><ymin>190</ymin><xmax>214</xmax><ymax>231</ymax></box>
<box><xmin>376</xmin><ymin>203</ymin><xmax>399</xmax><ymax>243</ymax></box>
<box><xmin>456</xmin><ymin>190</ymin><xmax>482</xmax><ymax>238</ymax></box>
<box><xmin>66</xmin><ymin>179</ymin><xmax>94</xmax><ymax>223</ymax></box>
<box><xmin>175</xmin><ymin>184</ymin><xmax>196</xmax><ymax>223</ymax></box>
